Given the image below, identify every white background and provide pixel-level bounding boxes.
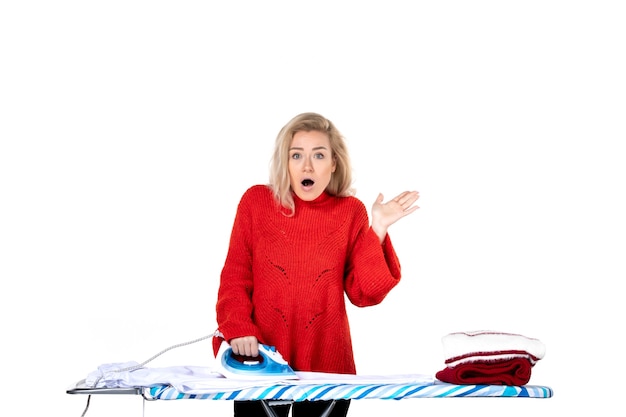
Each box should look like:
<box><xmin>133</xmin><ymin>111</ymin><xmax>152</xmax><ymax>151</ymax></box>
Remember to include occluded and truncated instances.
<box><xmin>1</xmin><ymin>1</ymin><xmax>624</xmax><ymax>416</ymax></box>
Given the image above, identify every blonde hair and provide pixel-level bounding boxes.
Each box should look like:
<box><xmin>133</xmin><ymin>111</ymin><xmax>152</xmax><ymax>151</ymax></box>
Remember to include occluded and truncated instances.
<box><xmin>269</xmin><ymin>112</ymin><xmax>355</xmax><ymax>216</ymax></box>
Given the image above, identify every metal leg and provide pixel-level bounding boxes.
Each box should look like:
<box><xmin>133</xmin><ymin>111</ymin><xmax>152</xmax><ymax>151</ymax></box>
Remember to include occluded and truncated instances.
<box><xmin>261</xmin><ymin>399</ymin><xmax>337</xmax><ymax>417</ymax></box>
<box><xmin>318</xmin><ymin>400</ymin><xmax>336</xmax><ymax>417</ymax></box>
<box><xmin>261</xmin><ymin>400</ymin><xmax>284</xmax><ymax>417</ymax></box>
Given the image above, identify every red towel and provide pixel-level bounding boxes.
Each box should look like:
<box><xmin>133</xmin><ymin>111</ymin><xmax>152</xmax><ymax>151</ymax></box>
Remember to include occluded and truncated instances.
<box><xmin>435</xmin><ymin>357</ymin><xmax>532</xmax><ymax>385</ymax></box>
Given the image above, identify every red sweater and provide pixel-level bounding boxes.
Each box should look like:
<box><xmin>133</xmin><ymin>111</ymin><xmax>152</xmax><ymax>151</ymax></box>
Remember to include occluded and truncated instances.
<box><xmin>215</xmin><ymin>185</ymin><xmax>402</xmax><ymax>374</ymax></box>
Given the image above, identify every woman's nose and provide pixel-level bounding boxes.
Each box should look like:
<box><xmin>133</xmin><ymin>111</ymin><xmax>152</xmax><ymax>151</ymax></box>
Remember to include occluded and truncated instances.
<box><xmin>303</xmin><ymin>157</ymin><xmax>313</xmax><ymax>171</ymax></box>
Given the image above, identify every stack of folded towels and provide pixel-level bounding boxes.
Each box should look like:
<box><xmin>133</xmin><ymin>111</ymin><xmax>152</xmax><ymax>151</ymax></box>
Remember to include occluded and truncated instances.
<box><xmin>435</xmin><ymin>330</ymin><xmax>546</xmax><ymax>386</ymax></box>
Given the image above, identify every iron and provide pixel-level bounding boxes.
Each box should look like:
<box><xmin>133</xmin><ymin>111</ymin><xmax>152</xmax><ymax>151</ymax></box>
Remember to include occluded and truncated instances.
<box><xmin>215</xmin><ymin>340</ymin><xmax>299</xmax><ymax>380</ymax></box>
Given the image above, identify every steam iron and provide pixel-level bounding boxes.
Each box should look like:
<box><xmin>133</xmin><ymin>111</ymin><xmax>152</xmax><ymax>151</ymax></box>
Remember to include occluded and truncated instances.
<box><xmin>215</xmin><ymin>340</ymin><xmax>298</xmax><ymax>380</ymax></box>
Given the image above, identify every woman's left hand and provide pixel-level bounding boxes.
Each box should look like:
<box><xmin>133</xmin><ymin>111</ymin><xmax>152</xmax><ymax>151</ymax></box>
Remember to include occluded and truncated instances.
<box><xmin>371</xmin><ymin>191</ymin><xmax>420</xmax><ymax>242</ymax></box>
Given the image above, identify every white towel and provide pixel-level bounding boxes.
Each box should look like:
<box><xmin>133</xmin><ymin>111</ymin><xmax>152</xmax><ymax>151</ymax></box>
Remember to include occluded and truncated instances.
<box><xmin>441</xmin><ymin>330</ymin><xmax>546</xmax><ymax>367</ymax></box>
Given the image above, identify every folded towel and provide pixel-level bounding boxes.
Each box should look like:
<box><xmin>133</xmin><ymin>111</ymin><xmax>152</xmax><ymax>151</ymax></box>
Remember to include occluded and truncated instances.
<box><xmin>441</xmin><ymin>330</ymin><xmax>546</xmax><ymax>367</ymax></box>
<box><xmin>435</xmin><ymin>330</ymin><xmax>546</xmax><ymax>386</ymax></box>
<box><xmin>435</xmin><ymin>357</ymin><xmax>532</xmax><ymax>385</ymax></box>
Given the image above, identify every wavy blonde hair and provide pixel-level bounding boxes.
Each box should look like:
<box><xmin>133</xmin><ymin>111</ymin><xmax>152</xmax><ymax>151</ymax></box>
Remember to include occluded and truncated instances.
<box><xmin>269</xmin><ymin>112</ymin><xmax>355</xmax><ymax>216</ymax></box>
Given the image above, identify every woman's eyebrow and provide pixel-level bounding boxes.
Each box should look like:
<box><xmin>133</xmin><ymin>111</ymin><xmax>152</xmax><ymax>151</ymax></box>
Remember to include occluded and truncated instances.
<box><xmin>289</xmin><ymin>146</ymin><xmax>329</xmax><ymax>151</ymax></box>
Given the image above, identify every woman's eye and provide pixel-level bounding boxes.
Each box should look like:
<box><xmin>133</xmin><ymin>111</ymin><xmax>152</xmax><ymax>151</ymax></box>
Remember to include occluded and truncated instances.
<box><xmin>314</xmin><ymin>153</ymin><xmax>325</xmax><ymax>159</ymax></box>
<box><xmin>291</xmin><ymin>153</ymin><xmax>301</xmax><ymax>160</ymax></box>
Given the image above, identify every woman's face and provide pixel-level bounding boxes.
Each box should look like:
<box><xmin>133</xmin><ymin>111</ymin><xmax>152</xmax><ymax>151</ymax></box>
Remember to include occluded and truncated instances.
<box><xmin>288</xmin><ymin>130</ymin><xmax>336</xmax><ymax>201</ymax></box>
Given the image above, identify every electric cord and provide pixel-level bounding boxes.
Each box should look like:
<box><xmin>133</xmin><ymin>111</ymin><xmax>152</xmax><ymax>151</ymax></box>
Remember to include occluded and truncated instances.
<box><xmin>78</xmin><ymin>332</ymin><xmax>216</xmax><ymax>417</ymax></box>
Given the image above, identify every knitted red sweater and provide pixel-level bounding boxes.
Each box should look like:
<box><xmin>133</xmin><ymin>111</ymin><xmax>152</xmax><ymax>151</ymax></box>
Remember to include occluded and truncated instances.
<box><xmin>215</xmin><ymin>185</ymin><xmax>402</xmax><ymax>374</ymax></box>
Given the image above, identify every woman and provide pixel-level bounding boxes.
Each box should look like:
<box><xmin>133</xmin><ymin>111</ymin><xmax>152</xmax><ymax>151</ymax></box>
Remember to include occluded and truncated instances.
<box><xmin>215</xmin><ymin>112</ymin><xmax>419</xmax><ymax>416</ymax></box>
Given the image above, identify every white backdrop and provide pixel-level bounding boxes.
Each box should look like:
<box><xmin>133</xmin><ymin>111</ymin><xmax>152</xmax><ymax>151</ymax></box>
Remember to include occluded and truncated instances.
<box><xmin>1</xmin><ymin>1</ymin><xmax>624</xmax><ymax>416</ymax></box>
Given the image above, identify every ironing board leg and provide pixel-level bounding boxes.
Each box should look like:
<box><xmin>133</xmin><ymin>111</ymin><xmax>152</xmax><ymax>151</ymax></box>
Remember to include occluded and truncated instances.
<box><xmin>261</xmin><ymin>400</ymin><xmax>284</xmax><ymax>417</ymax></box>
<box><xmin>261</xmin><ymin>400</ymin><xmax>337</xmax><ymax>417</ymax></box>
<box><xmin>318</xmin><ymin>400</ymin><xmax>336</xmax><ymax>417</ymax></box>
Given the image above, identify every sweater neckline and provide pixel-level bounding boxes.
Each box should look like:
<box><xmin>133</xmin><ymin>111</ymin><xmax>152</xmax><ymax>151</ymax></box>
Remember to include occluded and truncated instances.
<box><xmin>293</xmin><ymin>190</ymin><xmax>333</xmax><ymax>206</ymax></box>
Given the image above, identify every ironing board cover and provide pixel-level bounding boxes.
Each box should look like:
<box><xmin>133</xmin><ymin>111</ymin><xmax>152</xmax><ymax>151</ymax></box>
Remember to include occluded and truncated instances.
<box><xmin>145</xmin><ymin>381</ymin><xmax>553</xmax><ymax>401</ymax></box>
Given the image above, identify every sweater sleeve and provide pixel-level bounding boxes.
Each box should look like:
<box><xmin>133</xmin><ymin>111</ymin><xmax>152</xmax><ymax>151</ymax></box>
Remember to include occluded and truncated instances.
<box><xmin>215</xmin><ymin>188</ymin><xmax>263</xmax><ymax>346</ymax></box>
<box><xmin>343</xmin><ymin>205</ymin><xmax>402</xmax><ymax>307</ymax></box>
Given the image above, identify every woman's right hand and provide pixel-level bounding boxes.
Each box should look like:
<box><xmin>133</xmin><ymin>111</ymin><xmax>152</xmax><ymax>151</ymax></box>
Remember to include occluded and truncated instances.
<box><xmin>229</xmin><ymin>335</ymin><xmax>259</xmax><ymax>357</ymax></box>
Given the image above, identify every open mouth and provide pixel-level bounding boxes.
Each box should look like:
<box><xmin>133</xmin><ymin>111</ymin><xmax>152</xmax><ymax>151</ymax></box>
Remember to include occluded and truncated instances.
<box><xmin>301</xmin><ymin>179</ymin><xmax>314</xmax><ymax>187</ymax></box>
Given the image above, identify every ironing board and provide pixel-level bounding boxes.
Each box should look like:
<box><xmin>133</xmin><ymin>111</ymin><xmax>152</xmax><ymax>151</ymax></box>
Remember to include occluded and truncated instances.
<box><xmin>142</xmin><ymin>381</ymin><xmax>553</xmax><ymax>400</ymax></box>
<box><xmin>67</xmin><ymin>375</ymin><xmax>553</xmax><ymax>417</ymax></box>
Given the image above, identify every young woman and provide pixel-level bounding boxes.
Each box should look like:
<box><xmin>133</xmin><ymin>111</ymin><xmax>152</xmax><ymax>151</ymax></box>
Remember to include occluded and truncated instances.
<box><xmin>214</xmin><ymin>112</ymin><xmax>419</xmax><ymax>416</ymax></box>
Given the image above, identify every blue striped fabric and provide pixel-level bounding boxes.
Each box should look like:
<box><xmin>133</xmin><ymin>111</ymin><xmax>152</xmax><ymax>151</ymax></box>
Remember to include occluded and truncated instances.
<box><xmin>146</xmin><ymin>382</ymin><xmax>553</xmax><ymax>401</ymax></box>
